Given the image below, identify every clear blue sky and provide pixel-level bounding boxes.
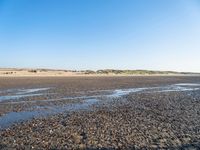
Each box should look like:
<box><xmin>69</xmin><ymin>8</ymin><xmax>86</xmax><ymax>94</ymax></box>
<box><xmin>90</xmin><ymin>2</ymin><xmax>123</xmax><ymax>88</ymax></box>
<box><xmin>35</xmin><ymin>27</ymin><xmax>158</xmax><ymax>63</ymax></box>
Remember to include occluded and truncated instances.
<box><xmin>0</xmin><ymin>0</ymin><xmax>200</xmax><ymax>72</ymax></box>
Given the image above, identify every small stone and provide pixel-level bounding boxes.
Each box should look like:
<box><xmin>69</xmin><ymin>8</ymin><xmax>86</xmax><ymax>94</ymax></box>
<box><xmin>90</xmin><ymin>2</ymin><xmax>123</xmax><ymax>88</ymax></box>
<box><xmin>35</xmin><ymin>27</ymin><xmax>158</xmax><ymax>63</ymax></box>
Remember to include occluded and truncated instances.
<box><xmin>72</xmin><ymin>134</ymin><xmax>83</xmax><ymax>144</ymax></box>
<box><xmin>79</xmin><ymin>144</ymin><xmax>86</xmax><ymax>149</ymax></box>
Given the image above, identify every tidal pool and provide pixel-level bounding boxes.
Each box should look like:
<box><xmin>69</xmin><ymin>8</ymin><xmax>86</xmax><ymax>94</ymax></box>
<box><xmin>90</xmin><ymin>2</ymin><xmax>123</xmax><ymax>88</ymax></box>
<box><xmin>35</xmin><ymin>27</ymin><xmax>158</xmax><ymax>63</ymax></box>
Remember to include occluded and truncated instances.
<box><xmin>0</xmin><ymin>88</ymin><xmax>50</xmax><ymax>102</ymax></box>
<box><xmin>0</xmin><ymin>83</ymin><xmax>200</xmax><ymax>129</ymax></box>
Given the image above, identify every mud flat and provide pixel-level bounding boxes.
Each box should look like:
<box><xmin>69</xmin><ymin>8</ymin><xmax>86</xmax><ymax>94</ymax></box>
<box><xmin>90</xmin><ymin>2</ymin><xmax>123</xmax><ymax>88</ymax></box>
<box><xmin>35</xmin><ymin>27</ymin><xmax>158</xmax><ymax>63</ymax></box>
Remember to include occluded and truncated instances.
<box><xmin>0</xmin><ymin>76</ymin><xmax>200</xmax><ymax>149</ymax></box>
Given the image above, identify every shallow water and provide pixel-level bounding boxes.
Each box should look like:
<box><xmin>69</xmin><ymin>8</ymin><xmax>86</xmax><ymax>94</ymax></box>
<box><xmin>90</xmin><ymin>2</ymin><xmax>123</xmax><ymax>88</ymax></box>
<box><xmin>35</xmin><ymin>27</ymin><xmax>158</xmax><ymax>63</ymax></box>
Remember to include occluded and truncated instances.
<box><xmin>0</xmin><ymin>88</ymin><xmax>50</xmax><ymax>102</ymax></box>
<box><xmin>0</xmin><ymin>83</ymin><xmax>200</xmax><ymax>129</ymax></box>
<box><xmin>174</xmin><ymin>83</ymin><xmax>200</xmax><ymax>86</ymax></box>
<box><xmin>110</xmin><ymin>84</ymin><xmax>200</xmax><ymax>96</ymax></box>
<box><xmin>0</xmin><ymin>93</ymin><xmax>45</xmax><ymax>102</ymax></box>
<box><xmin>0</xmin><ymin>98</ymin><xmax>98</xmax><ymax>129</ymax></box>
<box><xmin>1</xmin><ymin>84</ymin><xmax>199</xmax><ymax>104</ymax></box>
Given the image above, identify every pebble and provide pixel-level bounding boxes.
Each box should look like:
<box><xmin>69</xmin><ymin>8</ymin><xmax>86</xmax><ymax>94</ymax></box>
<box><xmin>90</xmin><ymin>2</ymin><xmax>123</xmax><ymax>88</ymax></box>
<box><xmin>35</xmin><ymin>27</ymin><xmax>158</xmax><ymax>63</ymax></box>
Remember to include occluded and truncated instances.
<box><xmin>1</xmin><ymin>78</ymin><xmax>200</xmax><ymax>149</ymax></box>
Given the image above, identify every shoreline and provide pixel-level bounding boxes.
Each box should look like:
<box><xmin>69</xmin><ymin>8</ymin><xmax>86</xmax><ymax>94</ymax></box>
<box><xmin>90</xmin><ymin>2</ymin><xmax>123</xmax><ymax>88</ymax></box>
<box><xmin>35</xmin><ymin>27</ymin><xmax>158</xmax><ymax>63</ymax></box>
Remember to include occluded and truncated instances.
<box><xmin>0</xmin><ymin>74</ymin><xmax>199</xmax><ymax>77</ymax></box>
<box><xmin>1</xmin><ymin>76</ymin><xmax>200</xmax><ymax>149</ymax></box>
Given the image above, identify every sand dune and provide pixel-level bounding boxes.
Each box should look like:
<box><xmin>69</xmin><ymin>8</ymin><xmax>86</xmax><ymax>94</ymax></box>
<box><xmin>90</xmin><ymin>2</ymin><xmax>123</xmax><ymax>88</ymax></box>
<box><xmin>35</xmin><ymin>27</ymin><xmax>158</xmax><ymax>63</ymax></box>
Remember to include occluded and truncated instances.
<box><xmin>0</xmin><ymin>68</ymin><xmax>198</xmax><ymax>77</ymax></box>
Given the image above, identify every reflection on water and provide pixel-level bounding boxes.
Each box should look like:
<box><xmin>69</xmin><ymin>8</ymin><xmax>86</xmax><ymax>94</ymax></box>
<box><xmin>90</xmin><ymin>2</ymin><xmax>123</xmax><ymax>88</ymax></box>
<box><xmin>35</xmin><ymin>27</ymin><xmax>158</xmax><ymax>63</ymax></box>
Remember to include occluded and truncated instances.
<box><xmin>0</xmin><ymin>83</ymin><xmax>200</xmax><ymax>129</ymax></box>
<box><xmin>110</xmin><ymin>88</ymin><xmax>147</xmax><ymax>98</ymax></box>
<box><xmin>174</xmin><ymin>83</ymin><xmax>200</xmax><ymax>86</ymax></box>
<box><xmin>0</xmin><ymin>88</ymin><xmax>50</xmax><ymax>102</ymax></box>
<box><xmin>1</xmin><ymin>84</ymin><xmax>199</xmax><ymax>104</ymax></box>
<box><xmin>0</xmin><ymin>98</ymin><xmax>98</xmax><ymax>129</ymax></box>
<box><xmin>0</xmin><ymin>93</ymin><xmax>44</xmax><ymax>102</ymax></box>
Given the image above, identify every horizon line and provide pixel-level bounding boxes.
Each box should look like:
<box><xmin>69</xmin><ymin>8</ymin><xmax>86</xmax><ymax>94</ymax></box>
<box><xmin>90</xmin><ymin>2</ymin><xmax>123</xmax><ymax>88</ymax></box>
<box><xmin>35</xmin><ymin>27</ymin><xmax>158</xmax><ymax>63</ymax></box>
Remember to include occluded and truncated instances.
<box><xmin>0</xmin><ymin>67</ymin><xmax>199</xmax><ymax>74</ymax></box>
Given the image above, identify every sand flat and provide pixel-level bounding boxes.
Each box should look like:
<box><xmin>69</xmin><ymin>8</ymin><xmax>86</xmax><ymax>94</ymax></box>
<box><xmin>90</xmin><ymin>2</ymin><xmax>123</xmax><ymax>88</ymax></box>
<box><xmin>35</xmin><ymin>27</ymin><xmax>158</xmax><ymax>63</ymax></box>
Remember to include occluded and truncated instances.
<box><xmin>0</xmin><ymin>76</ymin><xmax>200</xmax><ymax>149</ymax></box>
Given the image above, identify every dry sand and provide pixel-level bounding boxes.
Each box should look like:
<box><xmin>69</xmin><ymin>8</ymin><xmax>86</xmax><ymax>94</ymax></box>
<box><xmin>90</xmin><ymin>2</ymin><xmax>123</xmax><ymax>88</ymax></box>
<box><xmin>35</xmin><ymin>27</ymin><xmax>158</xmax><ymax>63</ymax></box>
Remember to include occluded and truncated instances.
<box><xmin>0</xmin><ymin>68</ymin><xmax>81</xmax><ymax>77</ymax></box>
<box><xmin>0</xmin><ymin>68</ymin><xmax>196</xmax><ymax>77</ymax></box>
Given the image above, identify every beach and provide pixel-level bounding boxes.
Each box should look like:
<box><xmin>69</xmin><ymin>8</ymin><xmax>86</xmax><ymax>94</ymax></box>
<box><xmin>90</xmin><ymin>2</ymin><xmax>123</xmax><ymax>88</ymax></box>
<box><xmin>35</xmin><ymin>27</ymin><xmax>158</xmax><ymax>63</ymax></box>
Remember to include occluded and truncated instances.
<box><xmin>0</xmin><ymin>76</ymin><xmax>200</xmax><ymax>149</ymax></box>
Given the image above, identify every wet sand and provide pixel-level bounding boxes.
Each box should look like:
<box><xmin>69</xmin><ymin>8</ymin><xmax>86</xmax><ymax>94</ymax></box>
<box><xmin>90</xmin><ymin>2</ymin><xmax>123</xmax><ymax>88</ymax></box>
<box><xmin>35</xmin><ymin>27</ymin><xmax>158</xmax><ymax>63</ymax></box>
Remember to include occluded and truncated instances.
<box><xmin>0</xmin><ymin>76</ymin><xmax>200</xmax><ymax>149</ymax></box>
